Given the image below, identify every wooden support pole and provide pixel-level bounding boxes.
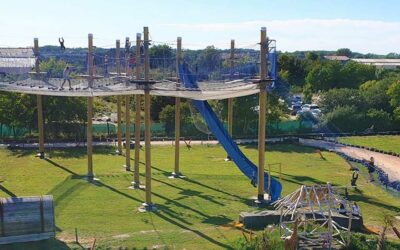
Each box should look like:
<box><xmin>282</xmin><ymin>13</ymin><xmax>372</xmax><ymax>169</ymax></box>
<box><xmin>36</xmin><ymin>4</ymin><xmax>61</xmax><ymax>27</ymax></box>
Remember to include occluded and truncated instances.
<box><xmin>133</xmin><ymin>33</ymin><xmax>142</xmax><ymax>188</ymax></box>
<box><xmin>125</xmin><ymin>95</ymin><xmax>131</xmax><ymax>170</ymax></box>
<box><xmin>87</xmin><ymin>33</ymin><xmax>94</xmax><ymax>179</ymax></box>
<box><xmin>117</xmin><ymin>97</ymin><xmax>122</xmax><ymax>154</ymax></box>
<box><xmin>226</xmin><ymin>39</ymin><xmax>234</xmax><ymax>161</ymax></box>
<box><xmin>124</xmin><ymin>37</ymin><xmax>131</xmax><ymax>171</ymax></box>
<box><xmin>257</xmin><ymin>27</ymin><xmax>267</xmax><ymax>201</ymax></box>
<box><xmin>34</xmin><ymin>38</ymin><xmax>45</xmax><ymax>159</ymax></box>
<box><xmin>116</xmin><ymin>40</ymin><xmax>122</xmax><ymax>154</ymax></box>
<box><xmin>173</xmin><ymin>37</ymin><xmax>182</xmax><ymax>177</ymax></box>
<box><xmin>143</xmin><ymin>27</ymin><xmax>154</xmax><ymax>209</ymax></box>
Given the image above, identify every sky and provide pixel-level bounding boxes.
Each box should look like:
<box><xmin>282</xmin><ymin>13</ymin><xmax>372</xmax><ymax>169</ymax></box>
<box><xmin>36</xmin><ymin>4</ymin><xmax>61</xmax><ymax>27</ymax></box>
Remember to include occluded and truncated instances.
<box><xmin>1</xmin><ymin>0</ymin><xmax>399</xmax><ymax>54</ymax></box>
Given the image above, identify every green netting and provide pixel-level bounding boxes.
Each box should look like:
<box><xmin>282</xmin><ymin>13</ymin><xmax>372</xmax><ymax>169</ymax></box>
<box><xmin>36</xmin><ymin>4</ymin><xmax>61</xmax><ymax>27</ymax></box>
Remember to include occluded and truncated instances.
<box><xmin>0</xmin><ymin>120</ymin><xmax>313</xmax><ymax>140</ymax></box>
<box><xmin>0</xmin><ymin>124</ymin><xmax>29</xmax><ymax>138</ymax></box>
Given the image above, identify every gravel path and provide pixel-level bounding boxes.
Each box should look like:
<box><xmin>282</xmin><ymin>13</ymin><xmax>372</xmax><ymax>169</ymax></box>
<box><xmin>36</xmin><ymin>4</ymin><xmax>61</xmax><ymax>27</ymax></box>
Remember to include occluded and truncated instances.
<box><xmin>300</xmin><ymin>138</ymin><xmax>400</xmax><ymax>182</ymax></box>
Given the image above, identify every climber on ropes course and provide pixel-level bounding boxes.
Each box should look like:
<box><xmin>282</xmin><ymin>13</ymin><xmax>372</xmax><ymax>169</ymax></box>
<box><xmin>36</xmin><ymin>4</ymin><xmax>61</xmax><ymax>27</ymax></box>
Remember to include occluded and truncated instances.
<box><xmin>60</xmin><ymin>66</ymin><xmax>72</xmax><ymax>90</ymax></box>
<box><xmin>59</xmin><ymin>38</ymin><xmax>66</xmax><ymax>51</ymax></box>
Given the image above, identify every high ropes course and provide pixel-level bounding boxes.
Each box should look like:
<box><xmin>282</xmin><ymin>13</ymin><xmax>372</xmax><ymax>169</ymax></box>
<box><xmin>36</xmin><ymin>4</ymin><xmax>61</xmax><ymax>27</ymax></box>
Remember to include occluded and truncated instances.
<box><xmin>0</xmin><ymin>27</ymin><xmax>282</xmax><ymax>210</ymax></box>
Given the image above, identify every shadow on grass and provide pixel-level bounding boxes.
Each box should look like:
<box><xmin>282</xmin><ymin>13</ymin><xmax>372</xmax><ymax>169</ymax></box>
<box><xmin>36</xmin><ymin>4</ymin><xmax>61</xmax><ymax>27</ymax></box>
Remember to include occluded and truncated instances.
<box><xmin>150</xmin><ymin>165</ymin><xmax>248</xmax><ymax>204</ymax></box>
<box><xmin>152</xmin><ymin>210</ymin><xmax>234</xmax><ymax>249</ymax></box>
<box><xmin>0</xmin><ymin>238</ymin><xmax>70</xmax><ymax>250</ymax></box>
<box><xmin>8</xmin><ymin>146</ymin><xmax>115</xmax><ymax>159</ymax></box>
<box><xmin>243</xmin><ymin>143</ymin><xmax>316</xmax><ymax>153</ymax></box>
<box><xmin>8</xmin><ymin>148</ymin><xmax>35</xmax><ymax>158</ymax></box>
<box><xmin>0</xmin><ymin>184</ymin><xmax>17</xmax><ymax>197</ymax></box>
<box><xmin>152</xmin><ymin>177</ymin><xmax>225</xmax><ymax>206</ymax></box>
<box><xmin>280</xmin><ymin>172</ymin><xmax>327</xmax><ymax>186</ymax></box>
<box><xmin>45</xmin><ymin>158</ymin><xmax>82</xmax><ymax>177</ymax></box>
<box><xmin>348</xmin><ymin>189</ymin><xmax>400</xmax><ymax>214</ymax></box>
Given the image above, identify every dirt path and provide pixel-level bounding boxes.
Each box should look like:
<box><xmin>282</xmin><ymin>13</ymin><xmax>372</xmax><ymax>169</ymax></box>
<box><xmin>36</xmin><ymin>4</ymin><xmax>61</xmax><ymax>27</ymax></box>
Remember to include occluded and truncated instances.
<box><xmin>300</xmin><ymin>138</ymin><xmax>400</xmax><ymax>182</ymax></box>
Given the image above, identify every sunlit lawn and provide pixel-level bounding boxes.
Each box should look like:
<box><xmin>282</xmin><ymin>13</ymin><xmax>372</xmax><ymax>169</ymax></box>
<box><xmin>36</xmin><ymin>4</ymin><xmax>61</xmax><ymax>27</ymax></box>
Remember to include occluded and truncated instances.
<box><xmin>0</xmin><ymin>143</ymin><xmax>399</xmax><ymax>249</ymax></box>
<box><xmin>339</xmin><ymin>135</ymin><xmax>400</xmax><ymax>154</ymax></box>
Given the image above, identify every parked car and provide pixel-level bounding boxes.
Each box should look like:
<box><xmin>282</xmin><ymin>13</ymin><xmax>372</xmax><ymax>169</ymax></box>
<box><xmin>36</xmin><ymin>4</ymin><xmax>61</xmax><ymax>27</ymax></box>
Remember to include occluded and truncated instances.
<box><xmin>301</xmin><ymin>104</ymin><xmax>311</xmax><ymax>111</ymax></box>
<box><xmin>310</xmin><ymin>104</ymin><xmax>320</xmax><ymax>110</ymax></box>
<box><xmin>290</xmin><ymin>104</ymin><xmax>302</xmax><ymax>115</ymax></box>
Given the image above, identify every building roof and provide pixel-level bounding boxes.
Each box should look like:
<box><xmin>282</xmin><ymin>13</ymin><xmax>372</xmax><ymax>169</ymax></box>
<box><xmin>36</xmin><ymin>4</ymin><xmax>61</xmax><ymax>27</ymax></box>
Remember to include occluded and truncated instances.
<box><xmin>0</xmin><ymin>48</ymin><xmax>35</xmax><ymax>58</ymax></box>
<box><xmin>351</xmin><ymin>58</ymin><xmax>400</xmax><ymax>63</ymax></box>
<box><xmin>323</xmin><ymin>55</ymin><xmax>350</xmax><ymax>61</ymax></box>
<box><xmin>0</xmin><ymin>48</ymin><xmax>36</xmax><ymax>74</ymax></box>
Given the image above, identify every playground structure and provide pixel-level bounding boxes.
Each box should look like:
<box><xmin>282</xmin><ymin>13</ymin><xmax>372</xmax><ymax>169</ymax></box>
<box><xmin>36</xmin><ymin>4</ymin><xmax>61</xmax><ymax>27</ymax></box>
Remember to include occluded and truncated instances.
<box><xmin>274</xmin><ymin>184</ymin><xmax>355</xmax><ymax>249</ymax></box>
<box><xmin>0</xmin><ymin>27</ymin><xmax>282</xmax><ymax>211</ymax></box>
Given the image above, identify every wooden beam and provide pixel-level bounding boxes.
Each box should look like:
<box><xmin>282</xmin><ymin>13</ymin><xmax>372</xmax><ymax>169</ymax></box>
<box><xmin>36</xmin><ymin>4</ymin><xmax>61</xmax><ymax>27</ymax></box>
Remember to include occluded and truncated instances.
<box><xmin>257</xmin><ymin>27</ymin><xmax>267</xmax><ymax>201</ymax></box>
<box><xmin>34</xmin><ymin>38</ymin><xmax>45</xmax><ymax>159</ymax></box>
<box><xmin>133</xmin><ymin>33</ymin><xmax>142</xmax><ymax>188</ymax></box>
<box><xmin>87</xmin><ymin>33</ymin><xmax>94</xmax><ymax>179</ymax></box>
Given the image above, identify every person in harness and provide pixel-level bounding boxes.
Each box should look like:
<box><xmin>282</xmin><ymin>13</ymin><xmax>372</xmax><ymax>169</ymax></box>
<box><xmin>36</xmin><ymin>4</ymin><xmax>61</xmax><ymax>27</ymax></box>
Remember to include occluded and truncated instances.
<box><xmin>59</xmin><ymin>37</ymin><xmax>66</xmax><ymax>51</ymax></box>
<box><xmin>60</xmin><ymin>66</ymin><xmax>72</xmax><ymax>90</ymax></box>
<box><xmin>351</xmin><ymin>170</ymin><xmax>359</xmax><ymax>187</ymax></box>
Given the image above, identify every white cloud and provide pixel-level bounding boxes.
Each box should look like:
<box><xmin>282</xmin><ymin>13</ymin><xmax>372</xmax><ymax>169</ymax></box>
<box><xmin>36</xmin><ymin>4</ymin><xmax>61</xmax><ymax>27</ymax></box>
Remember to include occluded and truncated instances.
<box><xmin>161</xmin><ymin>19</ymin><xmax>400</xmax><ymax>54</ymax></box>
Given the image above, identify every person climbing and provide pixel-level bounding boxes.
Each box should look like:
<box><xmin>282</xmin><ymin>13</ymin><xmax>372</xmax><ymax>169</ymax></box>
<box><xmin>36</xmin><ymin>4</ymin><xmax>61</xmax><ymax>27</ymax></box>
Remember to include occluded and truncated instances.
<box><xmin>338</xmin><ymin>201</ymin><xmax>347</xmax><ymax>215</ymax></box>
<box><xmin>60</xmin><ymin>66</ymin><xmax>72</xmax><ymax>90</ymax></box>
<box><xmin>351</xmin><ymin>202</ymin><xmax>361</xmax><ymax>217</ymax></box>
<box><xmin>367</xmin><ymin>156</ymin><xmax>375</xmax><ymax>182</ymax></box>
<box><xmin>351</xmin><ymin>170</ymin><xmax>359</xmax><ymax>187</ymax></box>
<box><xmin>59</xmin><ymin>37</ymin><xmax>65</xmax><ymax>51</ymax></box>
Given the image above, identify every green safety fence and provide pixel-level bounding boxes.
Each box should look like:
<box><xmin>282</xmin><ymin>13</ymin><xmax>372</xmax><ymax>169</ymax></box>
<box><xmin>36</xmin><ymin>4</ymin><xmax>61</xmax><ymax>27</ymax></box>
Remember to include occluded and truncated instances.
<box><xmin>0</xmin><ymin>120</ymin><xmax>313</xmax><ymax>139</ymax></box>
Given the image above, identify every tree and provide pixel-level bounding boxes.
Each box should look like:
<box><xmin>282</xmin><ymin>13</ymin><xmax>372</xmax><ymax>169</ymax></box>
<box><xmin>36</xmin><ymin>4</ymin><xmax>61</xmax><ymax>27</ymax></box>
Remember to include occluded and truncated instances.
<box><xmin>336</xmin><ymin>48</ymin><xmax>352</xmax><ymax>57</ymax></box>
<box><xmin>149</xmin><ymin>44</ymin><xmax>173</xmax><ymax>69</ymax></box>
<box><xmin>387</xmin><ymin>81</ymin><xmax>400</xmax><ymax>107</ymax></box>
<box><xmin>306</xmin><ymin>61</ymin><xmax>341</xmax><ymax>91</ymax></box>
<box><xmin>360</xmin><ymin>79</ymin><xmax>392</xmax><ymax>113</ymax></box>
<box><xmin>340</xmin><ymin>61</ymin><xmax>376</xmax><ymax>88</ymax></box>
<box><xmin>150</xmin><ymin>96</ymin><xmax>175</xmax><ymax>121</ymax></box>
<box><xmin>319</xmin><ymin>88</ymin><xmax>365</xmax><ymax>113</ymax></box>
<box><xmin>278</xmin><ymin>54</ymin><xmax>307</xmax><ymax>86</ymax></box>
<box><xmin>322</xmin><ymin>105</ymin><xmax>366</xmax><ymax>132</ymax></box>
<box><xmin>195</xmin><ymin>46</ymin><xmax>222</xmax><ymax>79</ymax></box>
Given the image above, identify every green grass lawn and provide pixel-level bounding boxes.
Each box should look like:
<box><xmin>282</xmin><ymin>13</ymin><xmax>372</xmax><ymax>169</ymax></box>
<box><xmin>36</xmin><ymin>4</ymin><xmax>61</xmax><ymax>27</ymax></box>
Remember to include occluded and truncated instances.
<box><xmin>0</xmin><ymin>143</ymin><xmax>399</xmax><ymax>249</ymax></box>
<box><xmin>339</xmin><ymin>135</ymin><xmax>400</xmax><ymax>154</ymax></box>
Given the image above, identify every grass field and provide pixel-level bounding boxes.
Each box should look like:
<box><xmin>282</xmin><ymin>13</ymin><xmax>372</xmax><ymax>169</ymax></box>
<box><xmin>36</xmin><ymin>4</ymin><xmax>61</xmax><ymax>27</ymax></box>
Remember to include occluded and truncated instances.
<box><xmin>0</xmin><ymin>143</ymin><xmax>399</xmax><ymax>249</ymax></box>
<box><xmin>339</xmin><ymin>135</ymin><xmax>400</xmax><ymax>154</ymax></box>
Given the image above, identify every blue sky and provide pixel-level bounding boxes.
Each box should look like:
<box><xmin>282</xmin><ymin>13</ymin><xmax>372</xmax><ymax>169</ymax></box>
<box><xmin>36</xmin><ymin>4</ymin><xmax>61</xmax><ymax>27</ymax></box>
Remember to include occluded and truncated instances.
<box><xmin>1</xmin><ymin>0</ymin><xmax>399</xmax><ymax>53</ymax></box>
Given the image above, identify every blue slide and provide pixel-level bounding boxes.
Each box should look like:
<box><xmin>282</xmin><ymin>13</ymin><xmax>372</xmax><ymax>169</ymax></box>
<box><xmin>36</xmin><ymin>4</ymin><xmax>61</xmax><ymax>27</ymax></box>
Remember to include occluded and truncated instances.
<box><xmin>179</xmin><ymin>63</ymin><xmax>282</xmax><ymax>201</ymax></box>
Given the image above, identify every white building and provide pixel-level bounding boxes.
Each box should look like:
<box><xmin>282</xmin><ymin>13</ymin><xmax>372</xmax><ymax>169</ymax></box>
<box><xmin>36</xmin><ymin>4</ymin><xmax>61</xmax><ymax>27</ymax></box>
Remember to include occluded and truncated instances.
<box><xmin>0</xmin><ymin>48</ymin><xmax>36</xmax><ymax>74</ymax></box>
<box><xmin>351</xmin><ymin>58</ymin><xmax>400</xmax><ymax>69</ymax></box>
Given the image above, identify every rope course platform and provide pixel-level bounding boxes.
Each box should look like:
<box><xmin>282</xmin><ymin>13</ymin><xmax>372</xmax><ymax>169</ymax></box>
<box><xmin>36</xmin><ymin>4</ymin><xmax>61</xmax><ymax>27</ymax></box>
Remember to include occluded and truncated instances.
<box><xmin>0</xmin><ymin>77</ymin><xmax>260</xmax><ymax>100</ymax></box>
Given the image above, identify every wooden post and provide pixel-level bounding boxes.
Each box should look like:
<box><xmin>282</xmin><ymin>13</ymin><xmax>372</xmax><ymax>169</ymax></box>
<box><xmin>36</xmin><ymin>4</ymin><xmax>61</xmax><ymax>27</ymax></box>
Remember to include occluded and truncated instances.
<box><xmin>143</xmin><ymin>27</ymin><xmax>154</xmax><ymax>210</ymax></box>
<box><xmin>257</xmin><ymin>27</ymin><xmax>267</xmax><ymax>201</ymax></box>
<box><xmin>124</xmin><ymin>37</ymin><xmax>131</xmax><ymax>171</ymax></box>
<box><xmin>173</xmin><ymin>37</ymin><xmax>182</xmax><ymax>177</ymax></box>
<box><xmin>226</xmin><ymin>39</ymin><xmax>234</xmax><ymax>161</ymax></box>
<box><xmin>133</xmin><ymin>33</ymin><xmax>142</xmax><ymax>188</ymax></box>
<box><xmin>116</xmin><ymin>40</ymin><xmax>122</xmax><ymax>154</ymax></box>
<box><xmin>116</xmin><ymin>97</ymin><xmax>122</xmax><ymax>154</ymax></box>
<box><xmin>34</xmin><ymin>38</ymin><xmax>45</xmax><ymax>159</ymax></box>
<box><xmin>87</xmin><ymin>33</ymin><xmax>94</xmax><ymax>179</ymax></box>
<box><xmin>125</xmin><ymin>95</ymin><xmax>131</xmax><ymax>170</ymax></box>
